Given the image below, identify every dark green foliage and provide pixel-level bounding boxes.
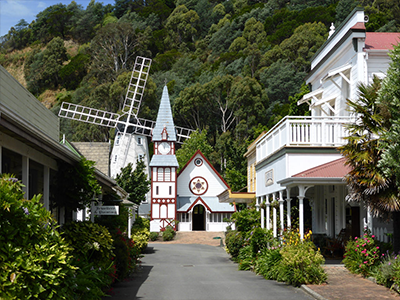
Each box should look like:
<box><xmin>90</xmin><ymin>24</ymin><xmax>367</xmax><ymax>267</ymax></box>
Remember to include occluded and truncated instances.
<box><xmin>231</xmin><ymin>207</ymin><xmax>260</xmax><ymax>232</ymax></box>
<box><xmin>162</xmin><ymin>225</ymin><xmax>176</xmax><ymax>241</ymax></box>
<box><xmin>115</xmin><ymin>159</ymin><xmax>151</xmax><ymax>205</ymax></box>
<box><xmin>149</xmin><ymin>231</ymin><xmax>160</xmax><ymax>241</ymax></box>
<box><xmin>0</xmin><ymin>174</ymin><xmax>76</xmax><ymax>299</ymax></box>
<box><xmin>250</xmin><ymin>227</ymin><xmax>273</xmax><ymax>255</ymax></box>
<box><xmin>53</xmin><ymin>158</ymin><xmax>101</xmax><ymax>211</ymax></box>
<box><xmin>59</xmin><ymin>53</ymin><xmax>90</xmax><ymax>90</ymax></box>
<box><xmin>62</xmin><ymin>221</ymin><xmax>114</xmax><ymax>264</ymax></box>
<box><xmin>254</xmin><ymin>248</ymin><xmax>282</xmax><ymax>279</ymax></box>
<box><xmin>225</xmin><ymin>230</ymin><xmax>245</xmax><ymax>258</ymax></box>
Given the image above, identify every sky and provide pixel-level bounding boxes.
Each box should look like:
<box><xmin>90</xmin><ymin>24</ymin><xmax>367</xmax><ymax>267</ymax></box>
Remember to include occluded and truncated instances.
<box><xmin>0</xmin><ymin>0</ymin><xmax>115</xmax><ymax>37</ymax></box>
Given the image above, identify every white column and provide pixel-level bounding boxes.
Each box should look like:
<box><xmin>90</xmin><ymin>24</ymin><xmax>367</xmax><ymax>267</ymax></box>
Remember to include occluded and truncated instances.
<box><xmin>298</xmin><ymin>195</ymin><xmax>305</xmax><ymax>240</ymax></box>
<box><xmin>256</xmin><ymin>197</ymin><xmax>260</xmax><ymax>212</ymax></box>
<box><xmin>266</xmin><ymin>195</ymin><xmax>270</xmax><ymax>230</ymax></box>
<box><xmin>260</xmin><ymin>196</ymin><xmax>265</xmax><ymax>229</ymax></box>
<box><xmin>367</xmin><ymin>205</ymin><xmax>373</xmax><ymax>233</ymax></box>
<box><xmin>279</xmin><ymin>190</ymin><xmax>284</xmax><ymax>233</ymax></box>
<box><xmin>286</xmin><ymin>187</ymin><xmax>292</xmax><ymax>228</ymax></box>
<box><xmin>273</xmin><ymin>193</ymin><xmax>277</xmax><ymax>237</ymax></box>
<box><xmin>128</xmin><ymin>207</ymin><xmax>133</xmax><ymax>238</ymax></box>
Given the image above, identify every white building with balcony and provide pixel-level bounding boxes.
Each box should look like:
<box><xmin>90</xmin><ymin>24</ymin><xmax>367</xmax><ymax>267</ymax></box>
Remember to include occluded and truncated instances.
<box><xmin>255</xmin><ymin>7</ymin><xmax>400</xmax><ymax>244</ymax></box>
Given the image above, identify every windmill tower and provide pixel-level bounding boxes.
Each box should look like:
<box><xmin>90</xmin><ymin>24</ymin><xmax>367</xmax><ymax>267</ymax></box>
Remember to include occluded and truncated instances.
<box><xmin>58</xmin><ymin>57</ymin><xmax>194</xmax><ymax>199</ymax></box>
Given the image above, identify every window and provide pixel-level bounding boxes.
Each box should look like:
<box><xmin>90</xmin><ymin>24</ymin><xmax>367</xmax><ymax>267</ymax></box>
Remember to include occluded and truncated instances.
<box><xmin>115</xmin><ymin>135</ymin><xmax>121</xmax><ymax>145</ymax></box>
<box><xmin>157</xmin><ymin>168</ymin><xmax>163</xmax><ymax>181</ymax></box>
<box><xmin>137</xmin><ymin>137</ymin><xmax>142</xmax><ymax>145</ymax></box>
<box><xmin>138</xmin><ymin>154</ymin><xmax>144</xmax><ymax>161</ymax></box>
<box><xmin>179</xmin><ymin>213</ymin><xmax>189</xmax><ymax>222</ymax></box>
<box><xmin>165</xmin><ymin>168</ymin><xmax>171</xmax><ymax>181</ymax></box>
<box><xmin>169</xmin><ymin>186</ymin><xmax>172</xmax><ymax>195</ymax></box>
<box><xmin>156</xmin><ymin>186</ymin><xmax>159</xmax><ymax>195</ymax></box>
<box><xmin>114</xmin><ymin>155</ymin><xmax>118</xmax><ymax>162</ymax></box>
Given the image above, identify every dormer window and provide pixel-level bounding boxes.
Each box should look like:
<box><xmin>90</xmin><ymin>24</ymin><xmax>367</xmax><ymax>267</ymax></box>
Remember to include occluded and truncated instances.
<box><xmin>161</xmin><ymin>126</ymin><xmax>168</xmax><ymax>140</ymax></box>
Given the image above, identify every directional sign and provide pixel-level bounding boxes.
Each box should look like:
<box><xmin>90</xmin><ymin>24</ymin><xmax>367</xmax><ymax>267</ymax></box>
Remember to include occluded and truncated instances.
<box><xmin>93</xmin><ymin>205</ymin><xmax>119</xmax><ymax>215</ymax></box>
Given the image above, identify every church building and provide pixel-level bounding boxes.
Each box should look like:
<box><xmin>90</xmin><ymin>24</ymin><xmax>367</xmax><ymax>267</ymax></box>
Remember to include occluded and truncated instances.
<box><xmin>149</xmin><ymin>86</ymin><xmax>236</xmax><ymax>232</ymax></box>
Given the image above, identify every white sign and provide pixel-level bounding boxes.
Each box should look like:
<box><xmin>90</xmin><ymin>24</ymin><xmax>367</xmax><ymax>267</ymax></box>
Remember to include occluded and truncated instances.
<box><xmin>93</xmin><ymin>205</ymin><xmax>119</xmax><ymax>215</ymax></box>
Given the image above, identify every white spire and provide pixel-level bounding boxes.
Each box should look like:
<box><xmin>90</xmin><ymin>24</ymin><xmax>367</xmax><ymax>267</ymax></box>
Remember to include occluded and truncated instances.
<box><xmin>328</xmin><ymin>23</ymin><xmax>335</xmax><ymax>39</ymax></box>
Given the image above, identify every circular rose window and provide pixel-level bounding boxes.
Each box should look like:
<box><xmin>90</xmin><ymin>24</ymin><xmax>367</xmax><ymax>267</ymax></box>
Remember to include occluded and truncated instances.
<box><xmin>189</xmin><ymin>177</ymin><xmax>208</xmax><ymax>195</ymax></box>
<box><xmin>194</xmin><ymin>158</ymin><xmax>203</xmax><ymax>167</ymax></box>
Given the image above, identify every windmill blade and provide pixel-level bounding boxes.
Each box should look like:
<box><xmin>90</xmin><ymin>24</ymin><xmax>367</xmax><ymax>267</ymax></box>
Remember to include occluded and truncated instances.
<box><xmin>58</xmin><ymin>102</ymin><xmax>120</xmax><ymax>128</ymax></box>
<box><xmin>123</xmin><ymin>56</ymin><xmax>152</xmax><ymax>118</ymax></box>
<box><xmin>176</xmin><ymin>126</ymin><xmax>194</xmax><ymax>143</ymax></box>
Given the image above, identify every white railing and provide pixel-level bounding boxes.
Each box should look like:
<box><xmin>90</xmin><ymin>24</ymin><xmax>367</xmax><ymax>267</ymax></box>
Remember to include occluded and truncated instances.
<box><xmin>256</xmin><ymin>116</ymin><xmax>354</xmax><ymax>161</ymax></box>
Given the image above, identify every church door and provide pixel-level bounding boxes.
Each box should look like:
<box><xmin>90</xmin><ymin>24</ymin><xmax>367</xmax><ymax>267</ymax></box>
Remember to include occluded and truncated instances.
<box><xmin>192</xmin><ymin>204</ymin><xmax>205</xmax><ymax>231</ymax></box>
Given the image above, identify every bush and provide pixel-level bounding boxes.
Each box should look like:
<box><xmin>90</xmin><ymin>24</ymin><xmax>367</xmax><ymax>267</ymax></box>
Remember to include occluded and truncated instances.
<box><xmin>225</xmin><ymin>230</ymin><xmax>245</xmax><ymax>258</ymax></box>
<box><xmin>343</xmin><ymin>233</ymin><xmax>381</xmax><ymax>277</ymax></box>
<box><xmin>250</xmin><ymin>227</ymin><xmax>273</xmax><ymax>255</ymax></box>
<box><xmin>255</xmin><ymin>247</ymin><xmax>282</xmax><ymax>280</ymax></box>
<box><xmin>231</xmin><ymin>208</ymin><xmax>260</xmax><ymax>232</ymax></box>
<box><xmin>162</xmin><ymin>225</ymin><xmax>176</xmax><ymax>241</ymax></box>
<box><xmin>237</xmin><ymin>245</ymin><xmax>253</xmax><ymax>270</ymax></box>
<box><xmin>278</xmin><ymin>239</ymin><xmax>326</xmax><ymax>286</ymax></box>
<box><xmin>149</xmin><ymin>232</ymin><xmax>159</xmax><ymax>241</ymax></box>
<box><xmin>0</xmin><ymin>174</ymin><xmax>76</xmax><ymax>299</ymax></box>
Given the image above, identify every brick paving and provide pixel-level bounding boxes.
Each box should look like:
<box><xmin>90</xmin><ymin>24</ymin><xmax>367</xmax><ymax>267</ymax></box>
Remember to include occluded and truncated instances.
<box><xmin>306</xmin><ymin>265</ymin><xmax>400</xmax><ymax>300</ymax></box>
<box><xmin>149</xmin><ymin>231</ymin><xmax>225</xmax><ymax>247</ymax></box>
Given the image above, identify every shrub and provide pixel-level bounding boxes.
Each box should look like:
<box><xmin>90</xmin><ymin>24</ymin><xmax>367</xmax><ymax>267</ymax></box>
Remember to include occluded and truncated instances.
<box><xmin>250</xmin><ymin>227</ymin><xmax>273</xmax><ymax>255</ymax></box>
<box><xmin>374</xmin><ymin>251</ymin><xmax>398</xmax><ymax>288</ymax></box>
<box><xmin>225</xmin><ymin>230</ymin><xmax>245</xmax><ymax>258</ymax></box>
<box><xmin>255</xmin><ymin>247</ymin><xmax>282</xmax><ymax>280</ymax></box>
<box><xmin>278</xmin><ymin>239</ymin><xmax>326</xmax><ymax>286</ymax></box>
<box><xmin>0</xmin><ymin>175</ymin><xmax>76</xmax><ymax>299</ymax></box>
<box><xmin>149</xmin><ymin>232</ymin><xmax>159</xmax><ymax>241</ymax></box>
<box><xmin>132</xmin><ymin>228</ymin><xmax>150</xmax><ymax>252</ymax></box>
<box><xmin>343</xmin><ymin>233</ymin><xmax>381</xmax><ymax>277</ymax></box>
<box><xmin>237</xmin><ymin>245</ymin><xmax>253</xmax><ymax>270</ymax></box>
<box><xmin>162</xmin><ymin>225</ymin><xmax>176</xmax><ymax>241</ymax></box>
<box><xmin>231</xmin><ymin>208</ymin><xmax>260</xmax><ymax>232</ymax></box>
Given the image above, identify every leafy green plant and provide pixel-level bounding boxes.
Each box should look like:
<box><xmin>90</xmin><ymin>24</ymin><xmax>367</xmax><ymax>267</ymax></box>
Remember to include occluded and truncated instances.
<box><xmin>250</xmin><ymin>227</ymin><xmax>273</xmax><ymax>255</ymax></box>
<box><xmin>162</xmin><ymin>225</ymin><xmax>176</xmax><ymax>241</ymax></box>
<box><xmin>343</xmin><ymin>233</ymin><xmax>381</xmax><ymax>277</ymax></box>
<box><xmin>225</xmin><ymin>230</ymin><xmax>245</xmax><ymax>259</ymax></box>
<box><xmin>278</xmin><ymin>239</ymin><xmax>326</xmax><ymax>286</ymax></box>
<box><xmin>255</xmin><ymin>247</ymin><xmax>282</xmax><ymax>280</ymax></box>
<box><xmin>237</xmin><ymin>245</ymin><xmax>253</xmax><ymax>270</ymax></box>
<box><xmin>149</xmin><ymin>232</ymin><xmax>159</xmax><ymax>241</ymax></box>
<box><xmin>0</xmin><ymin>174</ymin><xmax>76</xmax><ymax>299</ymax></box>
<box><xmin>231</xmin><ymin>208</ymin><xmax>260</xmax><ymax>232</ymax></box>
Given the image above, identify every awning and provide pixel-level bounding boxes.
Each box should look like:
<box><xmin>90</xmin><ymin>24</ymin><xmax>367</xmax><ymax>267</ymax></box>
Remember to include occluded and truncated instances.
<box><xmin>217</xmin><ymin>189</ymin><xmax>255</xmax><ymax>204</ymax></box>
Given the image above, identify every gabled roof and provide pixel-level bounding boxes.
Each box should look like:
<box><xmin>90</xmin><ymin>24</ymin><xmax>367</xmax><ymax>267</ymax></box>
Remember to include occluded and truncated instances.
<box><xmin>292</xmin><ymin>157</ymin><xmax>351</xmax><ymax>178</ymax></box>
<box><xmin>149</xmin><ymin>154</ymin><xmax>179</xmax><ymax>167</ymax></box>
<box><xmin>152</xmin><ymin>85</ymin><xmax>177</xmax><ymax>142</ymax></box>
<box><xmin>365</xmin><ymin>32</ymin><xmax>400</xmax><ymax>51</ymax></box>
<box><xmin>177</xmin><ymin>149</ymin><xmax>230</xmax><ymax>189</ymax></box>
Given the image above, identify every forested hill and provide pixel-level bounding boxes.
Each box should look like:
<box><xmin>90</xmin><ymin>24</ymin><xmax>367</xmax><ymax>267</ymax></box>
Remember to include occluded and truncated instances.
<box><xmin>1</xmin><ymin>0</ymin><xmax>399</xmax><ymax>191</ymax></box>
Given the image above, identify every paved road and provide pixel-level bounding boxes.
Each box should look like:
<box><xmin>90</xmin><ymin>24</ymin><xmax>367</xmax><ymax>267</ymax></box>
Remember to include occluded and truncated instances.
<box><xmin>105</xmin><ymin>243</ymin><xmax>313</xmax><ymax>300</ymax></box>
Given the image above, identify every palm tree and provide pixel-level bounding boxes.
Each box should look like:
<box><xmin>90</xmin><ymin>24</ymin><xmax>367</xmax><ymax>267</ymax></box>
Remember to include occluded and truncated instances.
<box><xmin>339</xmin><ymin>76</ymin><xmax>399</xmax><ymax>249</ymax></box>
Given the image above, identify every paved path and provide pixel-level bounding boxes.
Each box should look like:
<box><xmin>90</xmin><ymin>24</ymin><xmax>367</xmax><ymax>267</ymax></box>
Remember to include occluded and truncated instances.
<box><xmin>106</xmin><ymin>243</ymin><xmax>312</xmax><ymax>300</ymax></box>
<box><xmin>305</xmin><ymin>265</ymin><xmax>400</xmax><ymax>300</ymax></box>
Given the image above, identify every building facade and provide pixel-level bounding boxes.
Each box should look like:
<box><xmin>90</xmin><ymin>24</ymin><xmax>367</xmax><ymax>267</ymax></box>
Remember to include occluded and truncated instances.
<box><xmin>255</xmin><ymin>8</ymin><xmax>400</xmax><ymax>241</ymax></box>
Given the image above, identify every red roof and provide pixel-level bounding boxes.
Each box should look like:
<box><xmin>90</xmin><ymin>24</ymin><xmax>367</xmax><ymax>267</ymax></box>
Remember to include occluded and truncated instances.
<box><xmin>365</xmin><ymin>32</ymin><xmax>400</xmax><ymax>51</ymax></box>
<box><xmin>351</xmin><ymin>22</ymin><xmax>366</xmax><ymax>30</ymax></box>
<box><xmin>292</xmin><ymin>158</ymin><xmax>351</xmax><ymax>178</ymax></box>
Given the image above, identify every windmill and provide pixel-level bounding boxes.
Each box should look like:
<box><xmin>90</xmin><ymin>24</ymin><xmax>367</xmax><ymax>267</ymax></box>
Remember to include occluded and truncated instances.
<box><xmin>58</xmin><ymin>56</ymin><xmax>194</xmax><ymax>180</ymax></box>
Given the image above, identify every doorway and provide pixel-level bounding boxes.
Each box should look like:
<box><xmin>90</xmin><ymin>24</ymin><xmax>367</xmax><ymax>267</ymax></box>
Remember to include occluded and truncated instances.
<box><xmin>192</xmin><ymin>204</ymin><xmax>205</xmax><ymax>231</ymax></box>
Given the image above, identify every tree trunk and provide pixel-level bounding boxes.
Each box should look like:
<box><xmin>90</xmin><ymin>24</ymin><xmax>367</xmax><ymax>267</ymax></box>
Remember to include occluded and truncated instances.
<box><xmin>392</xmin><ymin>211</ymin><xmax>400</xmax><ymax>253</ymax></box>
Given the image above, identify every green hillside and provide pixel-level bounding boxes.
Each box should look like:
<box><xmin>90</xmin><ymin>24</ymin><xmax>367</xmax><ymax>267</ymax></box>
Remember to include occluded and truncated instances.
<box><xmin>1</xmin><ymin>0</ymin><xmax>399</xmax><ymax>191</ymax></box>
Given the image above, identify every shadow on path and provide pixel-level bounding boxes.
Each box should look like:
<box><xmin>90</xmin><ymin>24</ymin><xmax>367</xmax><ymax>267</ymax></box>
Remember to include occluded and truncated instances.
<box><xmin>104</xmin><ymin>246</ymin><xmax>157</xmax><ymax>300</ymax></box>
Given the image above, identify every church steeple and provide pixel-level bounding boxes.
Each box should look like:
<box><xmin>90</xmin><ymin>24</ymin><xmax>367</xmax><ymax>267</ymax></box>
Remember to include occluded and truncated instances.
<box><xmin>152</xmin><ymin>85</ymin><xmax>176</xmax><ymax>142</ymax></box>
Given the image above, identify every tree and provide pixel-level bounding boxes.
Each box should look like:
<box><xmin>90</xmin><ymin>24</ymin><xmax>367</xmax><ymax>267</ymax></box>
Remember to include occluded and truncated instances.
<box><xmin>377</xmin><ymin>43</ymin><xmax>400</xmax><ymax>251</ymax></box>
<box><xmin>339</xmin><ymin>76</ymin><xmax>396</xmax><ymax>247</ymax></box>
<box><xmin>116</xmin><ymin>159</ymin><xmax>151</xmax><ymax>205</ymax></box>
<box><xmin>176</xmin><ymin>129</ymin><xmax>214</xmax><ymax>171</ymax></box>
<box><xmin>90</xmin><ymin>22</ymin><xmax>150</xmax><ymax>83</ymax></box>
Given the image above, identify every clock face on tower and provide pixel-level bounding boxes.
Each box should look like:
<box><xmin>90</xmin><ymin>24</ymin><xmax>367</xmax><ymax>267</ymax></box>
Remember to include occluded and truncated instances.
<box><xmin>158</xmin><ymin>142</ymin><xmax>171</xmax><ymax>154</ymax></box>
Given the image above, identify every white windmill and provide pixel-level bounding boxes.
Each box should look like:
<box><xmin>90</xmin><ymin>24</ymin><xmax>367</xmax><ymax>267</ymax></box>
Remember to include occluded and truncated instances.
<box><xmin>58</xmin><ymin>56</ymin><xmax>194</xmax><ymax>182</ymax></box>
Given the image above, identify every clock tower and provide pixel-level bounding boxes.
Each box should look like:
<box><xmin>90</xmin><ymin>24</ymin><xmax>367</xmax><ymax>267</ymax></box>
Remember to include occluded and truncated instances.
<box><xmin>149</xmin><ymin>86</ymin><xmax>179</xmax><ymax>232</ymax></box>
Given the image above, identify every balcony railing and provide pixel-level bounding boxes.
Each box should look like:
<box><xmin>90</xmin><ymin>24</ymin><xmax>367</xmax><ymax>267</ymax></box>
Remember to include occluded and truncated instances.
<box><xmin>256</xmin><ymin>116</ymin><xmax>354</xmax><ymax>161</ymax></box>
